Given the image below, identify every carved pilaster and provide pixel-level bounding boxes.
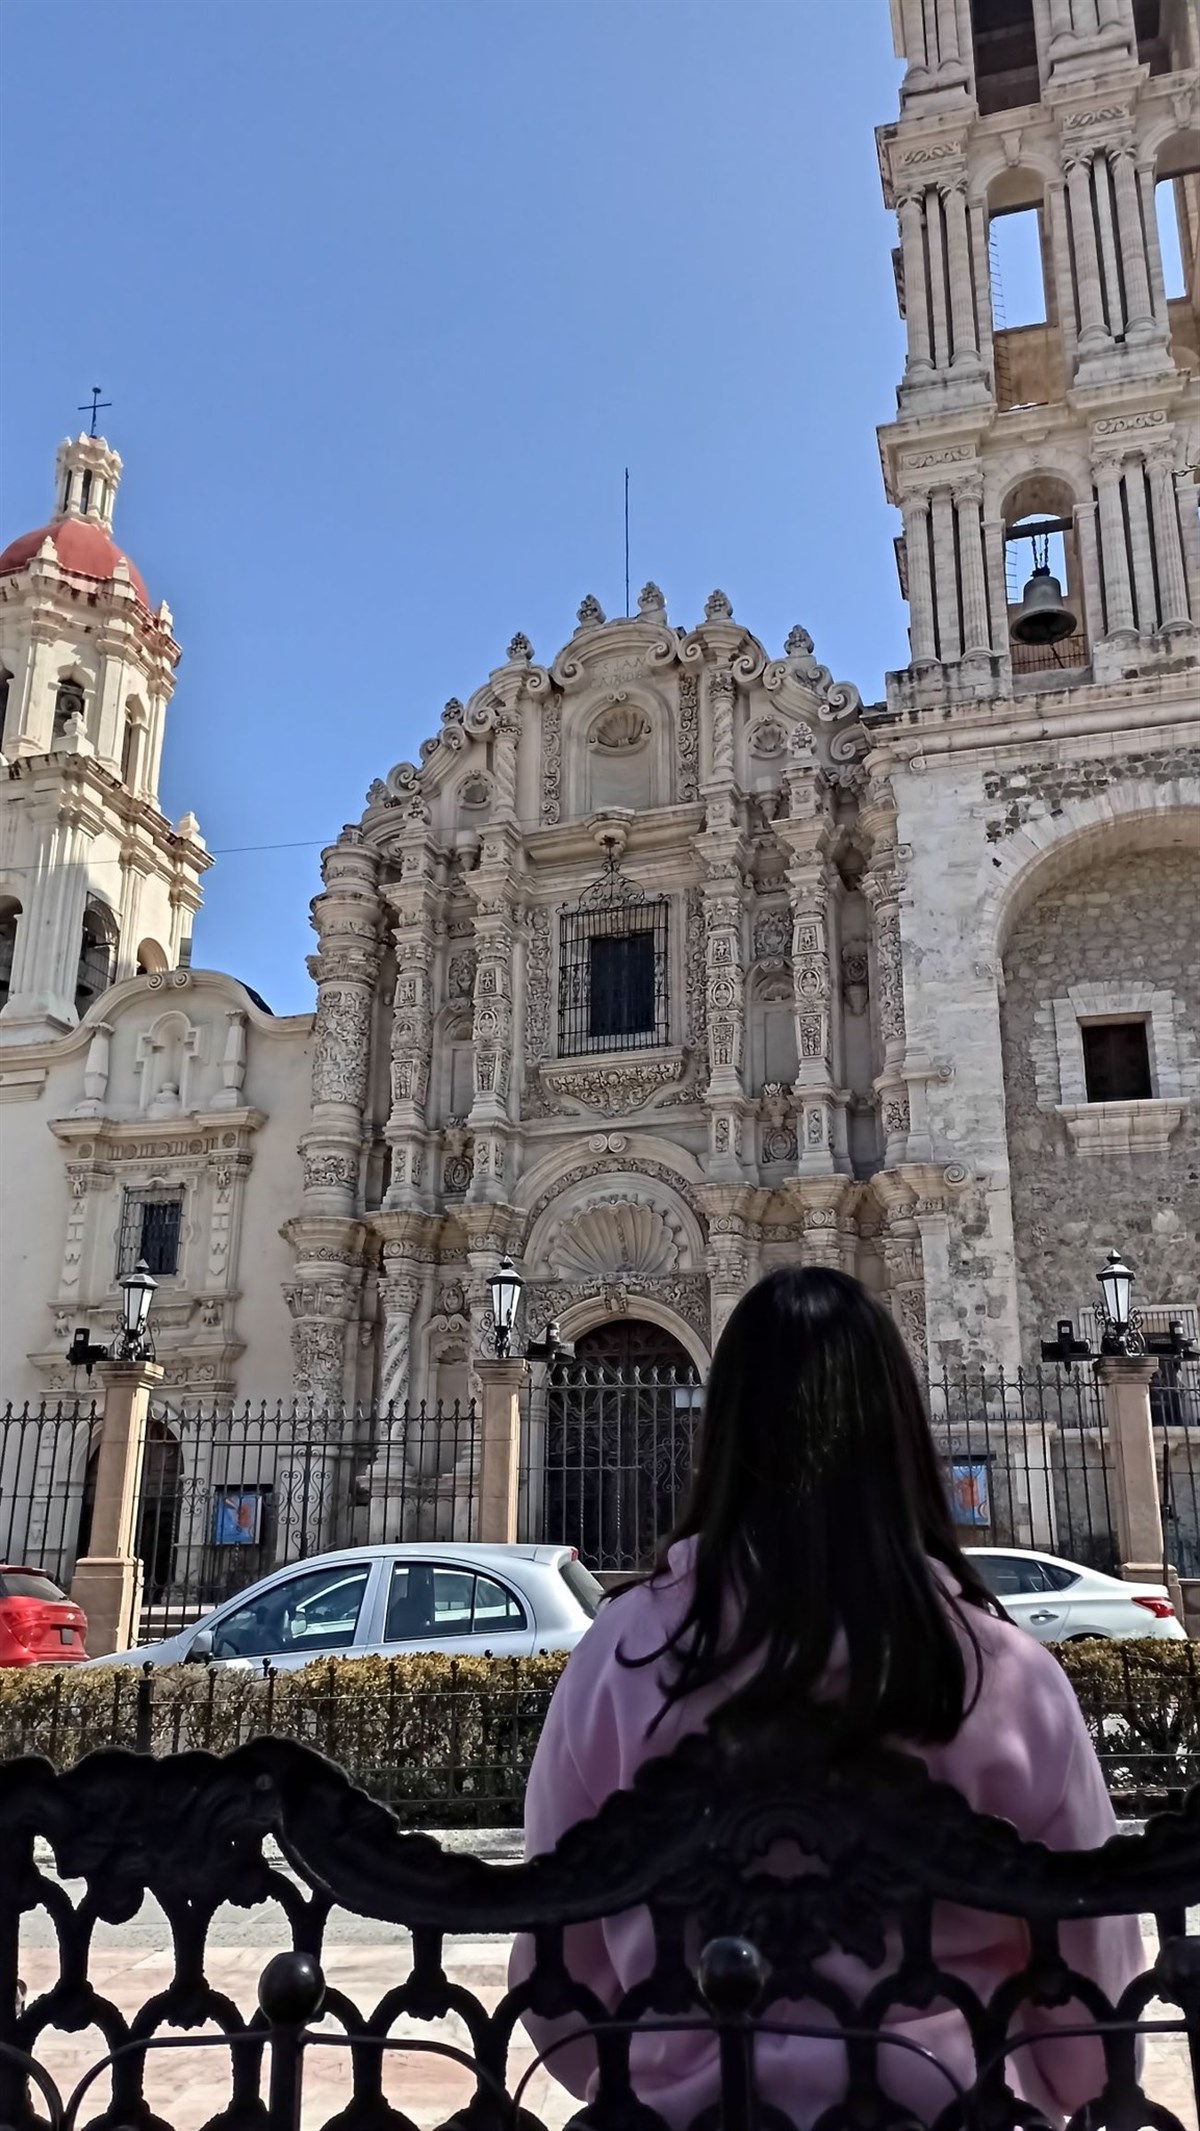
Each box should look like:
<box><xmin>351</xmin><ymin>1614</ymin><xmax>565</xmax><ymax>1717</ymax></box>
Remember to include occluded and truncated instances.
<box><xmin>861</xmin><ymin>770</ymin><xmax>909</xmax><ymax>1170</ymax></box>
<box><xmin>378</xmin><ymin>1260</ymin><xmax>424</xmax><ymax>1415</ymax></box>
<box><xmin>301</xmin><ymin>836</ymin><xmax>382</xmax><ymax>1219</ymax></box>
<box><xmin>699</xmin><ymin>863</ymin><xmax>749</xmax><ymax>1177</ymax></box>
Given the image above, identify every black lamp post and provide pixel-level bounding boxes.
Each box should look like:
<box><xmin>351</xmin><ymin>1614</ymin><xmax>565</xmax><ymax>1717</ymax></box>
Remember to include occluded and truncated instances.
<box><xmin>486</xmin><ymin>1257</ymin><xmax>574</xmax><ymax>1366</ymax></box>
<box><xmin>487</xmin><ymin>1257</ymin><xmax>524</xmax><ymax>1360</ymax></box>
<box><xmin>116</xmin><ymin>1258</ymin><xmax>158</xmax><ymax>1362</ymax></box>
<box><xmin>1095</xmin><ymin>1249</ymin><xmax>1136</xmax><ymax>1355</ymax></box>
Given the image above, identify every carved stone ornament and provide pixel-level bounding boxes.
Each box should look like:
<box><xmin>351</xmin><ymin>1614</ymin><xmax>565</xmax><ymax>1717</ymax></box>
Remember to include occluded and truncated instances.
<box><xmin>540</xmin><ymin>696</ymin><xmax>562</xmax><ymax>825</ymax></box>
<box><xmin>841</xmin><ymin>942</ymin><xmax>869</xmax><ymax>1014</ymax></box>
<box><xmin>546</xmin><ymin>1196</ymin><xmax>687</xmax><ymax>1283</ymax></box>
<box><xmin>458</xmin><ymin>773</ymin><xmax>491</xmax><ymax>809</ymax></box>
<box><xmin>447</xmin><ymin>949</ymin><xmax>477</xmax><ymax>1000</ymax></box>
<box><xmin>753</xmin><ymin>909</ymin><xmax>791</xmax><ymax>962</ymax></box>
<box><xmin>677</xmin><ymin>672</ymin><xmax>700</xmax><ymax>803</ymax></box>
<box><xmin>637</xmin><ymin>581</ymin><xmax>666</xmax><ymax>622</ymax></box>
<box><xmin>748</xmin><ymin>717</ymin><xmax>788</xmax><ymax>760</ymax></box>
<box><xmin>576</xmin><ymin>594</ymin><xmax>606</xmax><ymax>629</ymax></box>
<box><xmin>704</xmin><ymin>589</ymin><xmax>734</xmax><ymax>621</ymax></box>
<box><xmin>539</xmin><ymin>1056</ymin><xmax>684</xmax><ymax>1115</ymax></box>
<box><xmin>506</xmin><ymin>632</ymin><xmax>533</xmax><ymax>664</ymax></box>
<box><xmin>312</xmin><ymin>986</ymin><xmax>373</xmax><ymax>1112</ymax></box>
<box><xmin>589</xmin><ymin>702</ymin><xmax>651</xmax><ymax>752</ymax></box>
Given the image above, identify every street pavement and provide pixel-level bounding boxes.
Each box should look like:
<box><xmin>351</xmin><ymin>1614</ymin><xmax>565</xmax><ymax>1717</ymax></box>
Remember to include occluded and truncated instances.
<box><xmin>15</xmin><ymin>1835</ymin><xmax>1197</xmax><ymax>2128</ymax></box>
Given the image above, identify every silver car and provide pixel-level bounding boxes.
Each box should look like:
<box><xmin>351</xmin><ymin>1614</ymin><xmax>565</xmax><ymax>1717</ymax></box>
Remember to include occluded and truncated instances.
<box><xmin>86</xmin><ymin>1542</ymin><xmax>604</xmax><ymax>1671</ymax></box>
<box><xmin>966</xmin><ymin>1546</ymin><xmax>1187</xmax><ymax>1643</ymax></box>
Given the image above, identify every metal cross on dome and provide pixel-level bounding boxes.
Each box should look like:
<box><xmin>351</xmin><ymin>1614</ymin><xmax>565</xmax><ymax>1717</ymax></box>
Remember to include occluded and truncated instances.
<box><xmin>77</xmin><ymin>386</ymin><xmax>111</xmax><ymax>438</ymax></box>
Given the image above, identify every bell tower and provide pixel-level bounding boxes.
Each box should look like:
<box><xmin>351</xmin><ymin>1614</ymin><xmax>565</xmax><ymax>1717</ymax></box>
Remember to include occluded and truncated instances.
<box><xmin>877</xmin><ymin>0</ymin><xmax>1200</xmax><ymax>710</ymax></box>
<box><xmin>0</xmin><ymin>431</ymin><xmax>209</xmax><ymax>1042</ymax></box>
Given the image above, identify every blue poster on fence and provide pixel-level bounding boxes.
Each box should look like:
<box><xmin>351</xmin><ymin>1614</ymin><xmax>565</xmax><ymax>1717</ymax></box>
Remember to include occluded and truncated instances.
<box><xmin>948</xmin><ymin>1460</ymin><xmax>991</xmax><ymax>1527</ymax></box>
<box><xmin>212</xmin><ymin>1490</ymin><xmax>263</xmax><ymax>1546</ymax></box>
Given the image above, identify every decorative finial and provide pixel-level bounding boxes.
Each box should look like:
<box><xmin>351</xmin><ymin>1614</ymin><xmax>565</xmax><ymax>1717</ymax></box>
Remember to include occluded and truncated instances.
<box><xmin>441</xmin><ymin>697</ymin><xmax>465</xmax><ymax>723</ymax></box>
<box><xmin>785</xmin><ymin>623</ymin><xmax>814</xmax><ymax>657</ymax></box>
<box><xmin>506</xmin><ymin>632</ymin><xmax>533</xmax><ymax>665</ymax></box>
<box><xmin>637</xmin><ymin>581</ymin><xmax>666</xmax><ymax>620</ymax></box>
<box><xmin>704</xmin><ymin>589</ymin><xmax>733</xmax><ymax>622</ymax></box>
<box><xmin>576</xmin><ymin>594</ymin><xmax>606</xmax><ymax>629</ymax></box>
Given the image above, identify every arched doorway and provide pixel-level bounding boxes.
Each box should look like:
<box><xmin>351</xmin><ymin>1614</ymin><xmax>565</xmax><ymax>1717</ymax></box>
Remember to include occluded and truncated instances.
<box><xmin>542</xmin><ymin>1318</ymin><xmax>702</xmax><ymax>1572</ymax></box>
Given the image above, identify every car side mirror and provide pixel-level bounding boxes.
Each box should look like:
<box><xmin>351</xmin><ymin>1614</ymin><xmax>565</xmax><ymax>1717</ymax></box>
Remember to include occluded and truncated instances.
<box><xmin>187</xmin><ymin>1626</ymin><xmax>215</xmax><ymax>1664</ymax></box>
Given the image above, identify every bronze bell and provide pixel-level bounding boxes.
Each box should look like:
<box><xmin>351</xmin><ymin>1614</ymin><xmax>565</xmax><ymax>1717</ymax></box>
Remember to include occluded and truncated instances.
<box><xmin>1010</xmin><ymin>564</ymin><xmax>1078</xmax><ymax>646</ymax></box>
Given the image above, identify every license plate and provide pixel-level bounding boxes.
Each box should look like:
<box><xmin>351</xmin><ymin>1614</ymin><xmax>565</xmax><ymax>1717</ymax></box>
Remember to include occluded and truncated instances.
<box><xmin>59</xmin><ymin>1627</ymin><xmax>75</xmax><ymax>1644</ymax></box>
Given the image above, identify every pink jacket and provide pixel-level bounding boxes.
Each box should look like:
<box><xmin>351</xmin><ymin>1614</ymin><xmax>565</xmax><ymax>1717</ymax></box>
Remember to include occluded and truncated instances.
<box><xmin>513</xmin><ymin>1543</ymin><xmax>1143</xmax><ymax>2128</ymax></box>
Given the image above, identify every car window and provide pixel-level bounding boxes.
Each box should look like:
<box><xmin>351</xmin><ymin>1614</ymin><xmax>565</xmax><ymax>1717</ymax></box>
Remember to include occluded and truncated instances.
<box><xmin>0</xmin><ymin>1570</ymin><xmax>67</xmax><ymax>1603</ymax></box>
<box><xmin>560</xmin><ymin>1557</ymin><xmax>603</xmax><ymax>1619</ymax></box>
<box><xmin>1041</xmin><ymin>1561</ymin><xmax>1080</xmax><ymax>1591</ymax></box>
<box><xmin>973</xmin><ymin>1553</ymin><xmax>1051</xmax><ymax>1597</ymax></box>
<box><xmin>212</xmin><ymin>1562</ymin><xmax>371</xmax><ymax>1660</ymax></box>
<box><xmin>382</xmin><ymin>1562</ymin><xmax>526</xmax><ymax>1641</ymax></box>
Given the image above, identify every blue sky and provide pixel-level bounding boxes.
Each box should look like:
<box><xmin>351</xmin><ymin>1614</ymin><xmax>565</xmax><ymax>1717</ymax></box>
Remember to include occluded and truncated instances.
<box><xmin>2</xmin><ymin>0</ymin><xmax>912</xmax><ymax>1014</ymax></box>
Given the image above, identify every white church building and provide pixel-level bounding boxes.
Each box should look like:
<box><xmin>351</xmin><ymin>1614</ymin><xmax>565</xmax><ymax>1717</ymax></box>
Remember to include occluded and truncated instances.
<box><xmin>2</xmin><ymin>0</ymin><xmax>1197</xmax><ymax>1448</ymax></box>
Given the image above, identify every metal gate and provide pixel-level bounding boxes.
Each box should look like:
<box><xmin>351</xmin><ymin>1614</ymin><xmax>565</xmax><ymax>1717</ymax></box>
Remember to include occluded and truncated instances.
<box><xmin>528</xmin><ymin>1323</ymin><xmax>702</xmax><ymax>1572</ymax></box>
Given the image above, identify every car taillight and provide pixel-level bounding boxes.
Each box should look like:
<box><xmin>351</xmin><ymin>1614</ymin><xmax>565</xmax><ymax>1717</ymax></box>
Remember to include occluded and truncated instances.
<box><xmin>570</xmin><ymin>1548</ymin><xmax>578</xmax><ymax>1561</ymax></box>
<box><xmin>1132</xmin><ymin>1595</ymin><xmax>1175</xmax><ymax>1619</ymax></box>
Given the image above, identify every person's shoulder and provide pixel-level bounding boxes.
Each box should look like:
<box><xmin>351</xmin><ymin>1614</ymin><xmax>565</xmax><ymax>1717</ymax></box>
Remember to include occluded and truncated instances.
<box><xmin>556</xmin><ymin>1560</ymin><xmax>692</xmax><ymax>1690</ymax></box>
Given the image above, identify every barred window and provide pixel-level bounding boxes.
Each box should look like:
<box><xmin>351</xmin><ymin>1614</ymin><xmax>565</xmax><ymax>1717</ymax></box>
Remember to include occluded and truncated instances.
<box><xmin>558</xmin><ymin>860</ymin><xmax>668</xmax><ymax>1057</ymax></box>
<box><xmin>118</xmin><ymin>1189</ymin><xmax>184</xmax><ymax>1277</ymax></box>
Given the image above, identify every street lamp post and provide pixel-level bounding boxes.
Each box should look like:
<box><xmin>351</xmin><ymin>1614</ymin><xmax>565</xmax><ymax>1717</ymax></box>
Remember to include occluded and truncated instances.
<box><xmin>116</xmin><ymin>1259</ymin><xmax>158</xmax><ymax>1363</ymax></box>
<box><xmin>1095</xmin><ymin>1250</ymin><xmax>1137</xmax><ymax>1355</ymax></box>
<box><xmin>486</xmin><ymin>1256</ymin><xmax>574</xmax><ymax>1366</ymax></box>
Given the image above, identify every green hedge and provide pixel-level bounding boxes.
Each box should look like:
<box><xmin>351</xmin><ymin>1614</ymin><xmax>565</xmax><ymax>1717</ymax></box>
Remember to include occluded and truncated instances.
<box><xmin>0</xmin><ymin>1639</ymin><xmax>1195</xmax><ymax>1820</ymax></box>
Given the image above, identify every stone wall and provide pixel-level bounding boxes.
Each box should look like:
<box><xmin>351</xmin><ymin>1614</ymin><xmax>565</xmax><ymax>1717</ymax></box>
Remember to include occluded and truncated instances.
<box><xmin>1000</xmin><ymin>846</ymin><xmax>1200</xmax><ymax>1352</ymax></box>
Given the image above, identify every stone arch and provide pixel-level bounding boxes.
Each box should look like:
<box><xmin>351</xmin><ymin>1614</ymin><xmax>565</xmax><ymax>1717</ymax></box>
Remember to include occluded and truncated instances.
<box><xmin>552</xmin><ymin>1291</ymin><xmax>710</xmax><ymax>1374</ymax></box>
<box><xmin>988</xmin><ymin>777</ymin><xmax>1200</xmax><ymax>959</ymax></box>
<box><xmin>998</xmin><ymin>468</ymin><xmax>1091</xmax><ymax>664</ymax></box>
<box><xmin>515</xmin><ymin>1132</ymin><xmax>703</xmax><ymax>1217</ymax></box>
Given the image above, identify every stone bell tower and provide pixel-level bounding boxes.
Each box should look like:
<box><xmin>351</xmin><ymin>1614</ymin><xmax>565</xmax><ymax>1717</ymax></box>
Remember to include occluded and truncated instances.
<box><xmin>877</xmin><ymin>0</ymin><xmax>1199</xmax><ymax>708</ymax></box>
<box><xmin>0</xmin><ymin>431</ymin><xmax>209</xmax><ymax>1041</ymax></box>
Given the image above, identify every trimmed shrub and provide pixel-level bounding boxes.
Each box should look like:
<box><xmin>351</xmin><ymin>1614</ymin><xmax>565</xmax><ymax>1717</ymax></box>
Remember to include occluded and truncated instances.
<box><xmin>1</xmin><ymin>1639</ymin><xmax>1194</xmax><ymax>1819</ymax></box>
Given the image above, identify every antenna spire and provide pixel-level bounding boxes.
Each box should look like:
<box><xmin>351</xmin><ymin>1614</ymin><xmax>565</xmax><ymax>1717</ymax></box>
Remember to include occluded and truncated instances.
<box><xmin>624</xmin><ymin>467</ymin><xmax>630</xmax><ymax>619</ymax></box>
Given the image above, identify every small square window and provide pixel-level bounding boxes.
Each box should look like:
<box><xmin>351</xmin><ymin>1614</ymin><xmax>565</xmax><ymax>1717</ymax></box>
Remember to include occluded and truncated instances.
<box><xmin>118</xmin><ymin>1190</ymin><xmax>184</xmax><ymax>1277</ymax></box>
<box><xmin>1081</xmin><ymin>1020</ymin><xmax>1152</xmax><ymax>1104</ymax></box>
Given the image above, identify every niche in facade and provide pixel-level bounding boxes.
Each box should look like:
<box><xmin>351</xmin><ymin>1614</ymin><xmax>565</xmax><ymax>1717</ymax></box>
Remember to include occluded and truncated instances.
<box><xmin>586</xmin><ymin>702</ymin><xmax>654</xmax><ymax>811</ymax></box>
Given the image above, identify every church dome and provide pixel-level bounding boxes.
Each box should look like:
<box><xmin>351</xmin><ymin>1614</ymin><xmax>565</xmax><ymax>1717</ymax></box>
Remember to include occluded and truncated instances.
<box><xmin>0</xmin><ymin>516</ymin><xmax>150</xmax><ymax>609</ymax></box>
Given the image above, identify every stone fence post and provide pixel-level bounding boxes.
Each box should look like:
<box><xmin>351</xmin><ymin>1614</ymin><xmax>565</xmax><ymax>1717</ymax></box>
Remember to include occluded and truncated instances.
<box><xmin>71</xmin><ymin>1360</ymin><xmax>163</xmax><ymax>1657</ymax></box>
<box><xmin>474</xmin><ymin>1358</ymin><xmax>527</xmax><ymax>1545</ymax></box>
<box><xmin>1094</xmin><ymin>1354</ymin><xmax>1165</xmax><ymax>1585</ymax></box>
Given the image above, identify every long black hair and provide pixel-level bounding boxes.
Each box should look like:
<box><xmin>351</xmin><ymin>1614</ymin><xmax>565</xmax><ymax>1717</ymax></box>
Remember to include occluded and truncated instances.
<box><xmin>621</xmin><ymin>1266</ymin><xmax>998</xmax><ymax>1748</ymax></box>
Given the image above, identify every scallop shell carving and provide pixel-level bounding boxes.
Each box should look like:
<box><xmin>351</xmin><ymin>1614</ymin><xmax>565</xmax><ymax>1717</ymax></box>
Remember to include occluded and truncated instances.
<box><xmin>589</xmin><ymin>703</ymin><xmax>652</xmax><ymax>752</ymax></box>
<box><xmin>553</xmin><ymin>1197</ymin><xmax>683</xmax><ymax>1281</ymax></box>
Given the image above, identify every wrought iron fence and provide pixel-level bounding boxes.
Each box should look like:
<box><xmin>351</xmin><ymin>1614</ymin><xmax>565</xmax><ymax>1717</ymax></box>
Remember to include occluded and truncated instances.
<box><xmin>1160</xmin><ymin>1358</ymin><xmax>1200</xmax><ymax>1581</ymax></box>
<box><xmin>0</xmin><ymin>1401</ymin><xmax>98</xmax><ymax>1588</ymax></box>
<box><xmin>931</xmin><ymin>1363</ymin><xmax>1118</xmax><ymax>1570</ymax></box>
<box><xmin>1</xmin><ymin>1730</ymin><xmax>1196</xmax><ymax>2130</ymax></box>
<box><xmin>518</xmin><ymin>1360</ymin><xmax>703</xmax><ymax>1572</ymax></box>
<box><xmin>135</xmin><ymin>1399</ymin><xmax>478</xmax><ymax>1640</ymax></box>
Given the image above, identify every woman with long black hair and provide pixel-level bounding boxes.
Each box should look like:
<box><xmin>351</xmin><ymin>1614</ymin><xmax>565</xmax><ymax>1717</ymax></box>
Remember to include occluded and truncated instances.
<box><xmin>514</xmin><ymin>1266</ymin><xmax>1141</xmax><ymax>2125</ymax></box>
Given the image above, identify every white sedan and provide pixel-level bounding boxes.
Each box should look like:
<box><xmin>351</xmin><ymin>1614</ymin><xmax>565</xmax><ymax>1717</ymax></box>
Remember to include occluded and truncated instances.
<box><xmin>85</xmin><ymin>1542</ymin><xmax>604</xmax><ymax>1671</ymax></box>
<box><xmin>966</xmin><ymin>1547</ymin><xmax>1187</xmax><ymax>1643</ymax></box>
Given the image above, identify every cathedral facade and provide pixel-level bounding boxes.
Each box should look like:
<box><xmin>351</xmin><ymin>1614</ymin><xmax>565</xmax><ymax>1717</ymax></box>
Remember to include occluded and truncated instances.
<box><xmin>2</xmin><ymin>0</ymin><xmax>1198</xmax><ymax>1412</ymax></box>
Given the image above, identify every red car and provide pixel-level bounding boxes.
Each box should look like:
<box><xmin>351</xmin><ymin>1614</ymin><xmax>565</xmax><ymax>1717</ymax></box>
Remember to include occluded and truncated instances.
<box><xmin>0</xmin><ymin>1566</ymin><xmax>88</xmax><ymax>1665</ymax></box>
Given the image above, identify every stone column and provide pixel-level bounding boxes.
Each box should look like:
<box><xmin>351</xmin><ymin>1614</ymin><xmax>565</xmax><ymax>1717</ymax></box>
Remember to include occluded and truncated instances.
<box><xmin>931</xmin><ymin>488</ymin><xmax>961</xmax><ymax>660</ymax></box>
<box><xmin>382</xmin><ymin>869</ymin><xmax>437</xmax><ymax>1209</ymax></box>
<box><xmin>1095</xmin><ymin>1355</ymin><xmax>1165</xmax><ymax>1584</ymax></box>
<box><xmin>1046</xmin><ymin>184</ymin><xmax>1078</xmax><ymax>373</ymax></box>
<box><xmin>926</xmin><ymin>190</ymin><xmax>952</xmax><ymax>371</ymax></box>
<box><xmin>861</xmin><ymin>776</ymin><xmax>910</xmax><ymax>1170</ymax></box>
<box><xmin>698</xmin><ymin>817</ymin><xmax>750</xmax><ymax>1181</ymax></box>
<box><xmin>780</xmin><ymin>835</ymin><xmax>837</xmax><ymax>1178</ymax></box>
<box><xmin>942</xmin><ymin>181</ymin><xmax>979</xmax><ymax>367</ymax></box>
<box><xmin>298</xmin><ymin>837</ymin><xmax>382</xmax><ymax>1217</ymax></box>
<box><xmin>475</xmin><ymin>1357</ymin><xmax>527</xmax><ymax>1545</ymax></box>
<box><xmin>1112</xmin><ymin>146</ymin><xmax>1156</xmax><ymax>342</ymax></box>
<box><xmin>378</xmin><ymin>1260</ymin><xmax>423</xmax><ymax>1416</ymax></box>
<box><xmin>1091</xmin><ymin>152</ymin><xmax>1125</xmax><ymax>338</ymax></box>
<box><xmin>1139</xmin><ymin>162</ymin><xmax>1168</xmax><ymax>327</ymax></box>
<box><xmin>898</xmin><ymin>191</ymin><xmax>933</xmax><ymax>378</ymax></box>
<box><xmin>956</xmin><ymin>480</ymin><xmax>992</xmax><ymax>656</ymax></box>
<box><xmin>70</xmin><ymin>1360</ymin><xmax>163</xmax><ymax>1658</ymax></box>
<box><xmin>1147</xmin><ymin>450</ymin><xmax>1193</xmax><ymax>630</ymax></box>
<box><xmin>1122</xmin><ymin>457</ymin><xmax>1157</xmax><ymax>632</ymax></box>
<box><xmin>1073</xmin><ymin>498</ymin><xmax>1105</xmax><ymax>648</ymax></box>
<box><xmin>466</xmin><ymin>860</ymin><xmax>519</xmax><ymax>1203</ymax></box>
<box><xmin>902</xmin><ymin>498</ymin><xmax>938</xmax><ymax>663</ymax></box>
<box><xmin>1094</xmin><ymin>458</ymin><xmax>1136</xmax><ymax>636</ymax></box>
<box><xmin>1176</xmin><ymin>470</ymin><xmax>1200</xmax><ymax>620</ymax></box>
<box><xmin>1065</xmin><ymin>153</ymin><xmax>1110</xmax><ymax>355</ymax></box>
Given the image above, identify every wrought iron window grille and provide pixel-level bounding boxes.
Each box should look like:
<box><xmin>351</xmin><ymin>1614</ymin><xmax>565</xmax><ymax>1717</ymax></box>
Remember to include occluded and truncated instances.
<box><xmin>558</xmin><ymin>850</ymin><xmax>670</xmax><ymax>1057</ymax></box>
<box><xmin>117</xmin><ymin>1189</ymin><xmax>183</xmax><ymax>1278</ymax></box>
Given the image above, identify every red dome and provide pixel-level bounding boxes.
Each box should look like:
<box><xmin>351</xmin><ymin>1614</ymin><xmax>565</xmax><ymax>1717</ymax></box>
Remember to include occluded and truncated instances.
<box><xmin>0</xmin><ymin>517</ymin><xmax>150</xmax><ymax>609</ymax></box>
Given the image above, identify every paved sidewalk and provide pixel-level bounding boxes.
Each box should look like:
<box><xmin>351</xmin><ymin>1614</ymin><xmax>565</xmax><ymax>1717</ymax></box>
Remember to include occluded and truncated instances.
<box><xmin>15</xmin><ymin>1847</ymin><xmax>1197</xmax><ymax>2129</ymax></box>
